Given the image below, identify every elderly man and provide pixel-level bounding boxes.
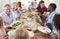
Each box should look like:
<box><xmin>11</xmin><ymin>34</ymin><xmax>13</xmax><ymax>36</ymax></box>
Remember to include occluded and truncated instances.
<box><xmin>0</xmin><ymin>4</ymin><xmax>15</xmax><ymax>27</ymax></box>
<box><xmin>28</xmin><ymin>1</ymin><xmax>36</xmax><ymax>11</ymax></box>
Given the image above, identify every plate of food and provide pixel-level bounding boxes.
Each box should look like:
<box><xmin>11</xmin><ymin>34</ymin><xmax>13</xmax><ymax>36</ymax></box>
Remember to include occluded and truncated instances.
<box><xmin>27</xmin><ymin>14</ymin><xmax>33</xmax><ymax>18</ymax></box>
<box><xmin>11</xmin><ymin>21</ymin><xmax>24</xmax><ymax>28</ymax></box>
<box><xmin>22</xmin><ymin>24</ymin><xmax>32</xmax><ymax>29</ymax></box>
<box><xmin>38</xmin><ymin>26</ymin><xmax>51</xmax><ymax>34</ymax></box>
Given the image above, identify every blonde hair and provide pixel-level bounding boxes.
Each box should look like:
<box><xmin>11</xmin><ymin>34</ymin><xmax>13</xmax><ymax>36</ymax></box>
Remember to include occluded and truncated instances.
<box><xmin>13</xmin><ymin>28</ymin><xmax>30</xmax><ymax>39</ymax></box>
<box><xmin>0</xmin><ymin>16</ymin><xmax>3</xmax><ymax>27</ymax></box>
<box><xmin>0</xmin><ymin>16</ymin><xmax>5</xmax><ymax>35</ymax></box>
<box><xmin>32</xmin><ymin>32</ymin><xmax>50</xmax><ymax>39</ymax></box>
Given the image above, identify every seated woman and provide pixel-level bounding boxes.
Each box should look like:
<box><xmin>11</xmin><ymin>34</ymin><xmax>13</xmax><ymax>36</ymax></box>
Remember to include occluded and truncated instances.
<box><xmin>17</xmin><ymin>1</ymin><xmax>23</xmax><ymax>13</ymax></box>
<box><xmin>13</xmin><ymin>28</ymin><xmax>30</xmax><ymax>39</ymax></box>
<box><xmin>12</xmin><ymin>2</ymin><xmax>20</xmax><ymax>21</ymax></box>
<box><xmin>53</xmin><ymin>14</ymin><xmax>60</xmax><ymax>39</ymax></box>
<box><xmin>32</xmin><ymin>32</ymin><xmax>50</xmax><ymax>39</ymax></box>
<box><xmin>8</xmin><ymin>28</ymin><xmax>30</xmax><ymax>39</ymax></box>
<box><xmin>0</xmin><ymin>16</ymin><xmax>6</xmax><ymax>39</ymax></box>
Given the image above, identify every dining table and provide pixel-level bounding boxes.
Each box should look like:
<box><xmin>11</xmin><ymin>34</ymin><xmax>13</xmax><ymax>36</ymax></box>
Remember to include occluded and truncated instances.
<box><xmin>5</xmin><ymin>10</ymin><xmax>53</xmax><ymax>39</ymax></box>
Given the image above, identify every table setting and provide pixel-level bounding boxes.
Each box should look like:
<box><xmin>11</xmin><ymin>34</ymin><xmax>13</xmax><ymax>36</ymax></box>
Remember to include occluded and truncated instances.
<box><xmin>5</xmin><ymin>11</ymin><xmax>51</xmax><ymax>39</ymax></box>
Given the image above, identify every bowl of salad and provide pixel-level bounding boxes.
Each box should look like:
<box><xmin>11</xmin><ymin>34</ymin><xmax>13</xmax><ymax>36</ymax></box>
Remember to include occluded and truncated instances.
<box><xmin>11</xmin><ymin>21</ymin><xmax>24</xmax><ymax>28</ymax></box>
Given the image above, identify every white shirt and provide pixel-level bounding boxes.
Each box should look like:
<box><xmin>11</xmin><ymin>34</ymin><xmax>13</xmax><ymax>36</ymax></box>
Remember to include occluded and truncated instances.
<box><xmin>0</xmin><ymin>12</ymin><xmax>15</xmax><ymax>27</ymax></box>
<box><xmin>28</xmin><ymin>4</ymin><xmax>36</xmax><ymax>9</ymax></box>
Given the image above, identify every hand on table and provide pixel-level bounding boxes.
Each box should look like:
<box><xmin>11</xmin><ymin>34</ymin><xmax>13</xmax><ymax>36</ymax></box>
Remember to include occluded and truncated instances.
<box><xmin>5</xmin><ymin>26</ymin><xmax>15</xmax><ymax>33</ymax></box>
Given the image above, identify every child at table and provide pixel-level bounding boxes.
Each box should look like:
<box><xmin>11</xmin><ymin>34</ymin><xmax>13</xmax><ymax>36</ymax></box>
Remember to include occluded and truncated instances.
<box><xmin>8</xmin><ymin>28</ymin><xmax>30</xmax><ymax>39</ymax></box>
<box><xmin>0</xmin><ymin>16</ymin><xmax>6</xmax><ymax>39</ymax></box>
<box><xmin>53</xmin><ymin>14</ymin><xmax>60</xmax><ymax>39</ymax></box>
<box><xmin>13</xmin><ymin>28</ymin><xmax>30</xmax><ymax>39</ymax></box>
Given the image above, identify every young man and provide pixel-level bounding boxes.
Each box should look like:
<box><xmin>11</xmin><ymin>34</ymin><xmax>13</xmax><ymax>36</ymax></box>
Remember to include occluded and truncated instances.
<box><xmin>37</xmin><ymin>1</ymin><xmax>47</xmax><ymax>14</ymax></box>
<box><xmin>45</xmin><ymin>3</ymin><xmax>58</xmax><ymax>38</ymax></box>
<box><xmin>37</xmin><ymin>1</ymin><xmax>47</xmax><ymax>24</ymax></box>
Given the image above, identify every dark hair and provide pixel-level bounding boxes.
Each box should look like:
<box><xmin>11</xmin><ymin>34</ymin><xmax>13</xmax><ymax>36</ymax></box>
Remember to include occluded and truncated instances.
<box><xmin>39</xmin><ymin>1</ymin><xmax>44</xmax><ymax>4</ymax></box>
<box><xmin>49</xmin><ymin>3</ymin><xmax>57</xmax><ymax>11</ymax></box>
<box><xmin>38</xmin><ymin>1</ymin><xmax>44</xmax><ymax>7</ymax></box>
<box><xmin>53</xmin><ymin>14</ymin><xmax>60</xmax><ymax>30</ymax></box>
<box><xmin>18</xmin><ymin>2</ymin><xmax>22</xmax><ymax>8</ymax></box>
<box><xmin>4</xmin><ymin>4</ymin><xmax>10</xmax><ymax>7</ymax></box>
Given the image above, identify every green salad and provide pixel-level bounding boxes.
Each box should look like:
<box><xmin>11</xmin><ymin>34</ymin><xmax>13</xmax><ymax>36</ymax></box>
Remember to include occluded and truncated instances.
<box><xmin>12</xmin><ymin>21</ymin><xmax>24</xmax><ymax>26</ymax></box>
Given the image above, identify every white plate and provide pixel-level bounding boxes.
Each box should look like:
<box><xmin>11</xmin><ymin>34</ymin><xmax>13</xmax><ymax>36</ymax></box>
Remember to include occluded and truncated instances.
<box><xmin>38</xmin><ymin>26</ymin><xmax>51</xmax><ymax>34</ymax></box>
<box><xmin>10</xmin><ymin>21</ymin><xmax>23</xmax><ymax>28</ymax></box>
<box><xmin>27</xmin><ymin>31</ymin><xmax>34</xmax><ymax>38</ymax></box>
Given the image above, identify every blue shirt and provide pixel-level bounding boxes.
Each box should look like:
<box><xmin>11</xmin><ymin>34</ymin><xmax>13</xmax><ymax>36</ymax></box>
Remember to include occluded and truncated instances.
<box><xmin>45</xmin><ymin>11</ymin><xmax>58</xmax><ymax>36</ymax></box>
<box><xmin>46</xmin><ymin>11</ymin><xmax>57</xmax><ymax>24</ymax></box>
<box><xmin>45</xmin><ymin>11</ymin><xmax>57</xmax><ymax>30</ymax></box>
<box><xmin>28</xmin><ymin>4</ymin><xmax>36</xmax><ymax>9</ymax></box>
<box><xmin>12</xmin><ymin>11</ymin><xmax>19</xmax><ymax>21</ymax></box>
<box><xmin>0</xmin><ymin>12</ymin><xmax>15</xmax><ymax>27</ymax></box>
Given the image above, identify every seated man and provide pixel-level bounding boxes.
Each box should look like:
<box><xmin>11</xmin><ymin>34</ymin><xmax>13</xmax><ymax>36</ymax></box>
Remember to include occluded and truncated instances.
<box><xmin>28</xmin><ymin>1</ymin><xmax>36</xmax><ymax>11</ymax></box>
<box><xmin>0</xmin><ymin>4</ymin><xmax>15</xmax><ymax>27</ymax></box>
<box><xmin>36</xmin><ymin>1</ymin><xmax>47</xmax><ymax>24</ymax></box>
<box><xmin>45</xmin><ymin>3</ymin><xmax>58</xmax><ymax>37</ymax></box>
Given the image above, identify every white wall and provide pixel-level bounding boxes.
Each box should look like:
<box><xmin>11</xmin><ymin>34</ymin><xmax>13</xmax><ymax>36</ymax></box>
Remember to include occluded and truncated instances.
<box><xmin>44</xmin><ymin>0</ymin><xmax>55</xmax><ymax>7</ymax></box>
<box><xmin>0</xmin><ymin>0</ymin><xmax>17</xmax><ymax>13</ymax></box>
<box><xmin>55</xmin><ymin>0</ymin><xmax>60</xmax><ymax>13</ymax></box>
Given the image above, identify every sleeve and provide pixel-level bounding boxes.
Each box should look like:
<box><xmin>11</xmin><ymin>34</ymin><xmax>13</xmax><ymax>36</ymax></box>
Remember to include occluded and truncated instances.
<box><xmin>36</xmin><ymin>7</ymin><xmax>38</xmax><ymax>9</ymax></box>
<box><xmin>46</xmin><ymin>15</ymin><xmax>54</xmax><ymax>24</ymax></box>
<box><xmin>12</xmin><ymin>13</ymin><xmax>16</xmax><ymax>22</ymax></box>
<box><xmin>46</xmin><ymin>23</ymin><xmax>53</xmax><ymax>31</ymax></box>
<box><xmin>28</xmin><ymin>5</ymin><xmax>30</xmax><ymax>9</ymax></box>
<box><xmin>46</xmin><ymin>14</ymin><xmax>55</xmax><ymax>30</ymax></box>
<box><xmin>36</xmin><ymin>7</ymin><xmax>39</xmax><ymax>12</ymax></box>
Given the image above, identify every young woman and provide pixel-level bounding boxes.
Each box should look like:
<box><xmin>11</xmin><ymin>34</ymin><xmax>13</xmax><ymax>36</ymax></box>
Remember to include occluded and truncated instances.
<box><xmin>53</xmin><ymin>14</ymin><xmax>60</xmax><ymax>39</ymax></box>
<box><xmin>12</xmin><ymin>2</ymin><xmax>20</xmax><ymax>21</ymax></box>
<box><xmin>32</xmin><ymin>32</ymin><xmax>50</xmax><ymax>39</ymax></box>
<box><xmin>0</xmin><ymin>16</ymin><xmax>6</xmax><ymax>39</ymax></box>
<box><xmin>17</xmin><ymin>2</ymin><xmax>23</xmax><ymax>13</ymax></box>
<box><xmin>13</xmin><ymin>28</ymin><xmax>30</xmax><ymax>39</ymax></box>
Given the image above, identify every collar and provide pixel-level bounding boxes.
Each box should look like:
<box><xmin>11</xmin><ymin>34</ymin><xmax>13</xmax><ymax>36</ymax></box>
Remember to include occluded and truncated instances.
<box><xmin>3</xmin><ymin>11</ymin><xmax>12</xmax><ymax>17</ymax></box>
<box><xmin>49</xmin><ymin>10</ymin><xmax>57</xmax><ymax>15</ymax></box>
